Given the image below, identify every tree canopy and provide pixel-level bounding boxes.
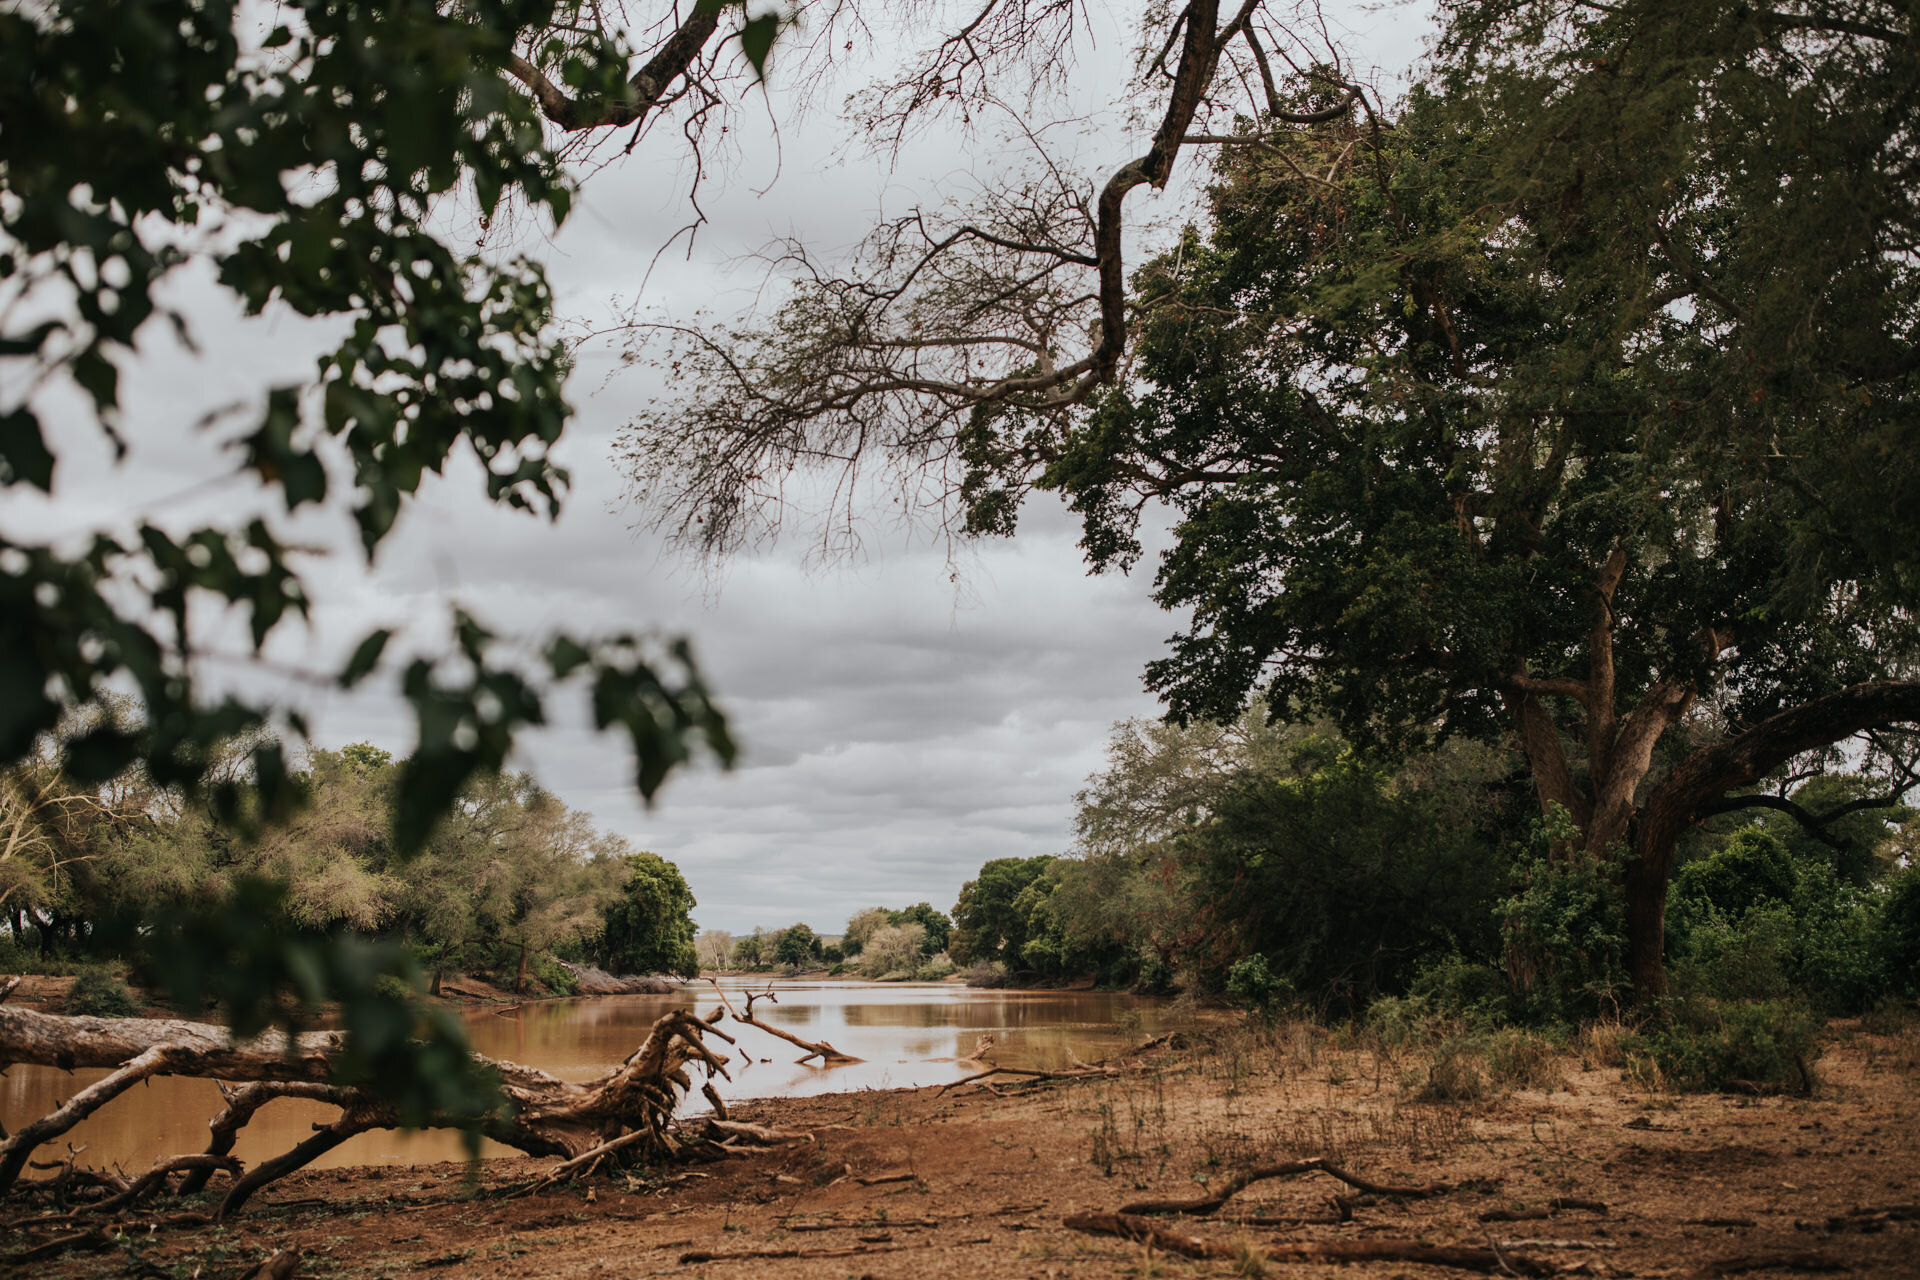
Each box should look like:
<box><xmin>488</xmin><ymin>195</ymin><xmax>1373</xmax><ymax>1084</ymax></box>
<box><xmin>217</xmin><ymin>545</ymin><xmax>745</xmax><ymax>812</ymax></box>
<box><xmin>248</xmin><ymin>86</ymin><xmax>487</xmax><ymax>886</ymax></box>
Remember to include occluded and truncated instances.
<box><xmin>623</xmin><ymin>1</ymin><xmax>1920</xmax><ymax>998</ymax></box>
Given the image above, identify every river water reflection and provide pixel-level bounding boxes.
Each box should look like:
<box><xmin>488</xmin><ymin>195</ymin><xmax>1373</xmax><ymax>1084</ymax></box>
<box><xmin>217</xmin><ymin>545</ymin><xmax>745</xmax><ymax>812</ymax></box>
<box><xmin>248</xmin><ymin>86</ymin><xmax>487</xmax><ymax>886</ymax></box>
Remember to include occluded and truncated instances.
<box><xmin>1</xmin><ymin>980</ymin><xmax>1178</xmax><ymax>1171</ymax></box>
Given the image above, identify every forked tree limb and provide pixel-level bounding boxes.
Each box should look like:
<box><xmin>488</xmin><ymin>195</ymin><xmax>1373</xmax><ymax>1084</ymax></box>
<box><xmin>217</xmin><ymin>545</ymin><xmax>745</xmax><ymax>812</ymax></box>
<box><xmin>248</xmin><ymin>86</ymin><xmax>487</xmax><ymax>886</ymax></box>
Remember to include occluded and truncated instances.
<box><xmin>0</xmin><ymin>1045</ymin><xmax>173</xmax><ymax>1193</ymax></box>
<box><xmin>177</xmin><ymin>1082</ymin><xmax>345</xmax><ymax>1195</ymax></box>
<box><xmin>706</xmin><ymin>980</ymin><xmax>860</xmax><ymax>1064</ymax></box>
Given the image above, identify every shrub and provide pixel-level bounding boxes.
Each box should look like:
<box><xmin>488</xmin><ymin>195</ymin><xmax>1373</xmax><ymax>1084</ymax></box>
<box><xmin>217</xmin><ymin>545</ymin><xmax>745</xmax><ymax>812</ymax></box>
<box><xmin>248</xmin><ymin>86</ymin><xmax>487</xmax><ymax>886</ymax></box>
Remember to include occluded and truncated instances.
<box><xmin>1497</xmin><ymin>807</ymin><xmax>1628</xmax><ymax>1023</ymax></box>
<box><xmin>1624</xmin><ymin>998</ymin><xmax>1821</xmax><ymax>1094</ymax></box>
<box><xmin>860</xmin><ymin>923</ymin><xmax>927</xmax><ymax>978</ymax></box>
<box><xmin>65</xmin><ymin>968</ymin><xmax>140</xmax><ymax>1017</ymax></box>
<box><xmin>1484</xmin><ymin>1028</ymin><xmax>1564</xmax><ymax>1091</ymax></box>
<box><xmin>1669</xmin><ymin>846</ymin><xmax>1890</xmax><ymax>1013</ymax></box>
<box><xmin>1417</xmin><ymin>1036</ymin><xmax>1489</xmax><ymax>1102</ymax></box>
<box><xmin>964</xmin><ymin>960</ymin><xmax>1008</xmax><ymax>988</ymax></box>
<box><xmin>1671</xmin><ymin>903</ymin><xmax>1798</xmax><ymax>1002</ymax></box>
<box><xmin>913</xmin><ymin>953</ymin><xmax>956</xmax><ymax>982</ymax></box>
<box><xmin>1136</xmin><ymin>956</ymin><xmax>1177</xmax><ymax>995</ymax></box>
<box><xmin>1225</xmin><ymin>954</ymin><xmax>1289</xmax><ymax>1016</ymax></box>
<box><xmin>1407</xmin><ymin>953</ymin><xmax>1510</xmax><ymax>1026</ymax></box>
<box><xmin>0</xmin><ymin>937</ymin><xmax>84</xmax><ymax>976</ymax></box>
<box><xmin>1877</xmin><ymin>864</ymin><xmax>1920</xmax><ymax>997</ymax></box>
<box><xmin>1673</xmin><ymin>827</ymin><xmax>1797</xmax><ymax>917</ymax></box>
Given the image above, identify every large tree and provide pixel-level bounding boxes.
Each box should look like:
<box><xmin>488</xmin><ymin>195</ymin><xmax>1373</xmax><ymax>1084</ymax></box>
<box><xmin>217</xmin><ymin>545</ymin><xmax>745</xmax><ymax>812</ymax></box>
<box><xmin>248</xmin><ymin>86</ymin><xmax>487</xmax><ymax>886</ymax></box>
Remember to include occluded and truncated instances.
<box><xmin>630</xmin><ymin>2</ymin><xmax>1920</xmax><ymax>999</ymax></box>
<box><xmin>1033</xmin><ymin>39</ymin><xmax>1919</xmax><ymax>995</ymax></box>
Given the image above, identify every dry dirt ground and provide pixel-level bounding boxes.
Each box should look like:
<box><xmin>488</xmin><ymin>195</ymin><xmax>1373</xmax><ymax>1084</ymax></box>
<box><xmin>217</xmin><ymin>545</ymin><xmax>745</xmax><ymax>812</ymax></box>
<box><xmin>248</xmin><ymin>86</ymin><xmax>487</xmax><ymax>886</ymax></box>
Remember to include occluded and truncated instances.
<box><xmin>10</xmin><ymin>1014</ymin><xmax>1919</xmax><ymax>1280</ymax></box>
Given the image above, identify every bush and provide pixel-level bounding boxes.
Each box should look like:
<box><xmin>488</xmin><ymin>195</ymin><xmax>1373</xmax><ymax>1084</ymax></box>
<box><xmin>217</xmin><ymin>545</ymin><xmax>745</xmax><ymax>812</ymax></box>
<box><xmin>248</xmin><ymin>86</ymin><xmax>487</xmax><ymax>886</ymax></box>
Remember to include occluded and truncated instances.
<box><xmin>1407</xmin><ymin>953</ymin><xmax>1510</xmax><ymax>1025</ymax></box>
<box><xmin>1669</xmin><ymin>839</ymin><xmax>1891</xmax><ymax>1013</ymax></box>
<box><xmin>1671</xmin><ymin>903</ymin><xmax>1798</xmax><ymax>1002</ymax></box>
<box><xmin>65</xmin><ymin>968</ymin><xmax>140</xmax><ymax>1017</ymax></box>
<box><xmin>1484</xmin><ymin>1028</ymin><xmax>1564</xmax><ymax>1090</ymax></box>
<box><xmin>1135</xmin><ymin>956</ymin><xmax>1176</xmax><ymax>995</ymax></box>
<box><xmin>1623</xmin><ymin>998</ymin><xmax>1821</xmax><ymax>1094</ymax></box>
<box><xmin>0</xmin><ymin>937</ymin><xmax>84</xmax><ymax>976</ymax></box>
<box><xmin>1225</xmin><ymin>954</ymin><xmax>1289</xmax><ymax>1016</ymax></box>
<box><xmin>1497</xmin><ymin>807</ymin><xmax>1629</xmax><ymax>1023</ymax></box>
<box><xmin>1417</xmin><ymin>1036</ymin><xmax>1489</xmax><ymax>1102</ymax></box>
<box><xmin>1881</xmin><ymin>864</ymin><xmax>1920</xmax><ymax>997</ymax></box>
<box><xmin>964</xmin><ymin>960</ymin><xmax>1008</xmax><ymax>988</ymax></box>
<box><xmin>913</xmin><ymin>953</ymin><xmax>957</xmax><ymax>981</ymax></box>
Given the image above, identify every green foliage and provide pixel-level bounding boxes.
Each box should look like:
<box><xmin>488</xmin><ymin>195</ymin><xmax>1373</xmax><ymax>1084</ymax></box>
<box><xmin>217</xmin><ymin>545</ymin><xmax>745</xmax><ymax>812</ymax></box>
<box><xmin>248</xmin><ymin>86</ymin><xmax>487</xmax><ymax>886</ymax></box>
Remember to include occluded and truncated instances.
<box><xmin>1624</xmin><ymin>998</ymin><xmax>1821</xmax><ymax>1095</ymax></box>
<box><xmin>1673</xmin><ymin>828</ymin><xmax>1798</xmax><ymax>919</ymax></box>
<box><xmin>1190</xmin><ymin>748</ymin><xmax>1507</xmax><ymax>1008</ymax></box>
<box><xmin>1882</xmin><ymin>865</ymin><xmax>1920</xmax><ymax>997</ymax></box>
<box><xmin>1224</xmin><ymin>954</ymin><xmax>1287</xmax><ymax>1016</ymax></box>
<box><xmin>1</xmin><ymin>0</ymin><xmax>733</xmax><ymax>836</ymax></box>
<box><xmin>1498</xmin><ymin>808</ymin><xmax>1629</xmax><ymax>1022</ymax></box>
<box><xmin>2</xmin><ymin>0</ymin><xmax>747</xmax><ymax>1146</ymax></box>
<box><xmin>949</xmin><ymin>856</ymin><xmax>1056</xmax><ymax>968</ymax></box>
<box><xmin>1135</xmin><ymin>956</ymin><xmax>1176</xmax><ymax>995</ymax></box>
<box><xmin>773</xmin><ymin>923</ymin><xmax>819</xmax><ymax>969</ymax></box>
<box><xmin>595</xmin><ymin>852</ymin><xmax>699</xmax><ymax>977</ymax></box>
<box><xmin>64</xmin><ymin>967</ymin><xmax>139</xmax><ymax>1017</ymax></box>
<box><xmin>141</xmin><ymin>878</ymin><xmax>504</xmax><ymax>1146</ymax></box>
<box><xmin>1667</xmin><ymin>827</ymin><xmax>1894</xmax><ymax>1013</ymax></box>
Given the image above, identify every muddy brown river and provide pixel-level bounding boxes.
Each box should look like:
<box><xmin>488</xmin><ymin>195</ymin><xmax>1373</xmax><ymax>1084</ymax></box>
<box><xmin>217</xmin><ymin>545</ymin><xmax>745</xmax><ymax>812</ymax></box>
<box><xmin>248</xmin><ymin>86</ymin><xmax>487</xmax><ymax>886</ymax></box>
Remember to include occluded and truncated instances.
<box><xmin>1</xmin><ymin>980</ymin><xmax>1179</xmax><ymax>1171</ymax></box>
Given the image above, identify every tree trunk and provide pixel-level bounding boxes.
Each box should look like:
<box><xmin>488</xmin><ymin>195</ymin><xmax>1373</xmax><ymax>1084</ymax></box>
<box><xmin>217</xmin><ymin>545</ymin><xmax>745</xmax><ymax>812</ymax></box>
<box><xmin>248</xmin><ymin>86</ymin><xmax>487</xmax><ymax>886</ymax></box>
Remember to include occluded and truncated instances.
<box><xmin>0</xmin><ymin>1002</ymin><xmax>737</xmax><ymax>1215</ymax></box>
<box><xmin>1623</xmin><ymin>680</ymin><xmax>1920</xmax><ymax>999</ymax></box>
<box><xmin>516</xmin><ymin>942</ymin><xmax>529</xmax><ymax>994</ymax></box>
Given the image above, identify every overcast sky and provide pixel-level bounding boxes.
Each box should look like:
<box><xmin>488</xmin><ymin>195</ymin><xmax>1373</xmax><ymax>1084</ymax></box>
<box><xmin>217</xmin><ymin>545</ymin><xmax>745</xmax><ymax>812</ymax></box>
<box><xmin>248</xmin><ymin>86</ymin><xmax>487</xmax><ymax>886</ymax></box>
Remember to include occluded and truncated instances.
<box><xmin>12</xmin><ymin>2</ymin><xmax>1435</xmax><ymax>937</ymax></box>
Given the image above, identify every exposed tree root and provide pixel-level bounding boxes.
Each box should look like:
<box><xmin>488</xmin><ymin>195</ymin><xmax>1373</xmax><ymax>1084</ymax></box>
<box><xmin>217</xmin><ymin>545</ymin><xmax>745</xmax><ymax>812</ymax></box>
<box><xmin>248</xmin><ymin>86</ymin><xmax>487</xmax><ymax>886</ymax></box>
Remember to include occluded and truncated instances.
<box><xmin>0</xmin><ymin>1003</ymin><xmax>741</xmax><ymax>1218</ymax></box>
<box><xmin>1117</xmin><ymin>1156</ymin><xmax>1448</xmax><ymax>1216</ymax></box>
<box><xmin>1062</xmin><ymin>1211</ymin><xmax>1553</xmax><ymax>1275</ymax></box>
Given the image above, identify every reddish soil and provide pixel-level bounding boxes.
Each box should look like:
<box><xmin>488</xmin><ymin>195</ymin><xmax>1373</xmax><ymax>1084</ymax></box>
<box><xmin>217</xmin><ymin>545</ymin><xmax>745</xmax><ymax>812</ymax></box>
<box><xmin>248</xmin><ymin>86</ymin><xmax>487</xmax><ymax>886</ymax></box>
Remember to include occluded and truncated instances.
<box><xmin>12</xmin><ymin>1014</ymin><xmax>1919</xmax><ymax>1279</ymax></box>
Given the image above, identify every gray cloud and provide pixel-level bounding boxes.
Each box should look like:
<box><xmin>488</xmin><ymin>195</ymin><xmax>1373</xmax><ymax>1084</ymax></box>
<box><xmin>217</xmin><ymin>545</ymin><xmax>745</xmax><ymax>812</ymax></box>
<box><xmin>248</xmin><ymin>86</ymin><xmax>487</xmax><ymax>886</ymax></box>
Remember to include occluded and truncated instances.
<box><xmin>13</xmin><ymin>2</ymin><xmax>1433</xmax><ymax>936</ymax></box>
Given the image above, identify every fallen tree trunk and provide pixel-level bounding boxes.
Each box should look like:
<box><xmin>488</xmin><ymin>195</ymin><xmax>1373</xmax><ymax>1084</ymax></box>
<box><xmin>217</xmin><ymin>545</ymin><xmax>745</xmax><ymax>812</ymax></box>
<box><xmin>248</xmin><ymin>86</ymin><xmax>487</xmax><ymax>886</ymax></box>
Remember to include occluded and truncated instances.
<box><xmin>0</xmin><ymin>1003</ymin><xmax>738</xmax><ymax>1217</ymax></box>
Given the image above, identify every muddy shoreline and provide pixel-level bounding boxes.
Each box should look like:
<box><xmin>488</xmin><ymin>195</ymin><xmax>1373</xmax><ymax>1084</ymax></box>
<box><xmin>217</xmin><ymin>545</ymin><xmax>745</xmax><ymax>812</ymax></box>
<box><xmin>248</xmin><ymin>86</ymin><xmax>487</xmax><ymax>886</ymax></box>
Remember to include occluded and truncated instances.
<box><xmin>13</xmin><ymin>1016</ymin><xmax>1918</xmax><ymax>1278</ymax></box>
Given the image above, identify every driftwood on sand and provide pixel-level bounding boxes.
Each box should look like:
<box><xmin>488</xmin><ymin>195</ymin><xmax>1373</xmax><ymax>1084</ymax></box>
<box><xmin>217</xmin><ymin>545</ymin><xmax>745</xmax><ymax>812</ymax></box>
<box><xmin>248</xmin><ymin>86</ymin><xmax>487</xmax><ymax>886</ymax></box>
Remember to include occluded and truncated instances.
<box><xmin>0</xmin><ymin>1002</ymin><xmax>772</xmax><ymax>1219</ymax></box>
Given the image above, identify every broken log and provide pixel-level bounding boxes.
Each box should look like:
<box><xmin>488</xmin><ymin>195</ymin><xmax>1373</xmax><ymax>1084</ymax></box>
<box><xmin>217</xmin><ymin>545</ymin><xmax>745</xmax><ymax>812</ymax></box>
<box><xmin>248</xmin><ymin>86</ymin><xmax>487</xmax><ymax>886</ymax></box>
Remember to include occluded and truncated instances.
<box><xmin>0</xmin><ymin>1003</ymin><xmax>738</xmax><ymax>1216</ymax></box>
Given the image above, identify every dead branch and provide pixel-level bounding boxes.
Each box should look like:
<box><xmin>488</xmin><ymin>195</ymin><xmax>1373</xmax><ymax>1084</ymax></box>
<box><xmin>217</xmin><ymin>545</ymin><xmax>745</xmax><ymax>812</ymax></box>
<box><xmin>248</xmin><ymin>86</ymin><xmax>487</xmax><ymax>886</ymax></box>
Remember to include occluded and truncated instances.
<box><xmin>1690</xmin><ymin>1254</ymin><xmax>1846</xmax><ymax>1277</ymax></box>
<box><xmin>706</xmin><ymin>980</ymin><xmax>860</xmax><ymax>1064</ymax></box>
<box><xmin>679</xmin><ymin>1243</ymin><xmax>906</xmax><ymax>1263</ymax></box>
<box><xmin>1118</xmin><ymin>1156</ymin><xmax>1447</xmax><ymax>1215</ymax></box>
<box><xmin>0</xmin><ymin>1226</ymin><xmax>112</xmax><ymax>1266</ymax></box>
<box><xmin>1062</xmin><ymin>1212</ymin><xmax>1553</xmax><ymax>1274</ymax></box>
<box><xmin>1479</xmin><ymin>1196</ymin><xmax>1609</xmax><ymax>1222</ymax></box>
<box><xmin>0</xmin><ymin>1003</ymin><xmax>737</xmax><ymax>1218</ymax></box>
<box><xmin>620</xmin><ymin>4</ymin><xmax>1375</xmax><ymax>567</ymax></box>
<box><xmin>88</xmin><ymin>1154</ymin><xmax>241</xmax><ymax>1215</ymax></box>
<box><xmin>936</xmin><ymin>1062</ymin><xmax>1131</xmax><ymax>1095</ymax></box>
